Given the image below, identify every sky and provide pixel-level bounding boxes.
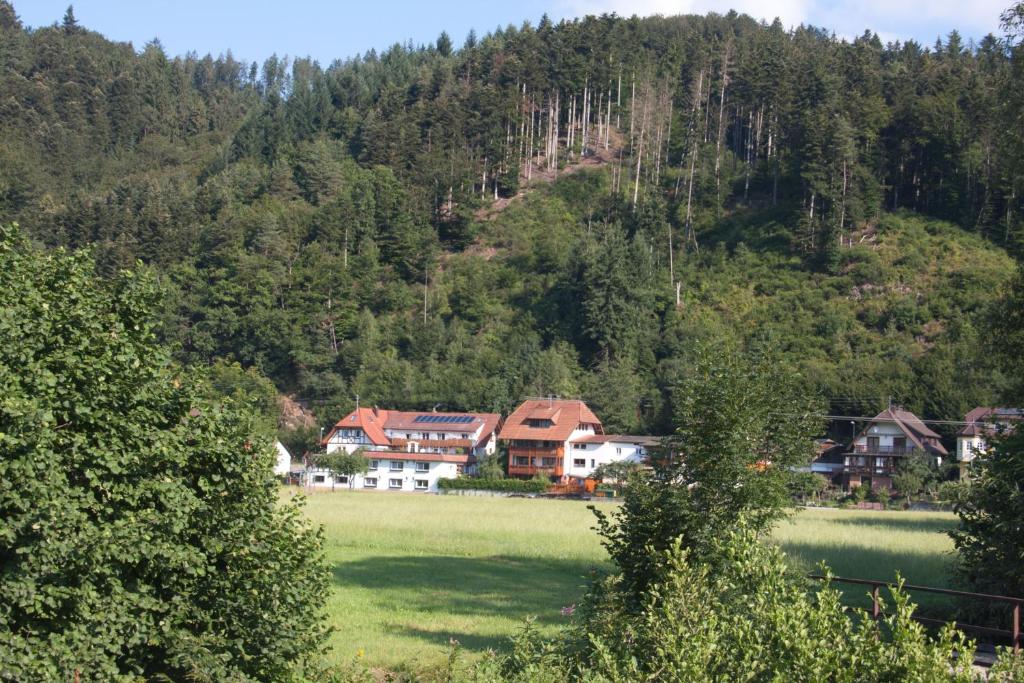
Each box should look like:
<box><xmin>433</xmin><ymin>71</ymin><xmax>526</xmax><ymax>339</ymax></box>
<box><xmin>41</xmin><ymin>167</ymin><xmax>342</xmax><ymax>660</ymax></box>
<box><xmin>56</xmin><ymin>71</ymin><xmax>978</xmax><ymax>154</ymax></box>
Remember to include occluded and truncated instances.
<box><xmin>16</xmin><ymin>0</ymin><xmax>1007</xmax><ymax>66</ymax></box>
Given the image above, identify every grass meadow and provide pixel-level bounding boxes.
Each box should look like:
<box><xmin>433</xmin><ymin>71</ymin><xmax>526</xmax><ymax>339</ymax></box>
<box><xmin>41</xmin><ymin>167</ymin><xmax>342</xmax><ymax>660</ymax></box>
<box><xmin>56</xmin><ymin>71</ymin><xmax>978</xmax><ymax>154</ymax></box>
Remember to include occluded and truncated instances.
<box><xmin>289</xmin><ymin>489</ymin><xmax>957</xmax><ymax>670</ymax></box>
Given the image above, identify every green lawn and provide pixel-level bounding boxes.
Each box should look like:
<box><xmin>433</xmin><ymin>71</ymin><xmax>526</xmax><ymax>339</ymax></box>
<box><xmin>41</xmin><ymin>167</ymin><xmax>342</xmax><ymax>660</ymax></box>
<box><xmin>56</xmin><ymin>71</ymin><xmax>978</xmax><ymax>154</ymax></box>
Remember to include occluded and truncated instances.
<box><xmin>291</xmin><ymin>489</ymin><xmax>957</xmax><ymax>670</ymax></box>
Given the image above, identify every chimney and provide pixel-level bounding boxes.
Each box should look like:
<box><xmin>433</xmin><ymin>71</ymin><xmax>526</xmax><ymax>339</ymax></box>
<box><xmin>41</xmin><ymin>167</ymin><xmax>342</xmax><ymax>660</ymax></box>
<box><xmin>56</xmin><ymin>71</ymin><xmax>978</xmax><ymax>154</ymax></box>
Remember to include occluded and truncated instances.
<box><xmin>373</xmin><ymin>405</ymin><xmax>380</xmax><ymax>418</ymax></box>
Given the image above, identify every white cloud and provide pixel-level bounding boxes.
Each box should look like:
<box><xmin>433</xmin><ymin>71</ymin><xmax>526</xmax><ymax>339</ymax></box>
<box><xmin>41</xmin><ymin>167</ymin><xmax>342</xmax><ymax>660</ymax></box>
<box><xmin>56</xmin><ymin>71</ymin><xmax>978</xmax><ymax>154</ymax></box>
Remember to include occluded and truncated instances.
<box><xmin>553</xmin><ymin>0</ymin><xmax>1005</xmax><ymax>43</ymax></box>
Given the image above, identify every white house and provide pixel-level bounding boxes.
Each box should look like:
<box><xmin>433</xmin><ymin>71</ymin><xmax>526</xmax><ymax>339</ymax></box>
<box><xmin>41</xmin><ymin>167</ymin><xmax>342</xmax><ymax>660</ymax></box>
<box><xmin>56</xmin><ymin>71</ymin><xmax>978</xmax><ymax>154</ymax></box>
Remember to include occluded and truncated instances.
<box><xmin>309</xmin><ymin>407</ymin><xmax>502</xmax><ymax>492</ymax></box>
<box><xmin>956</xmin><ymin>407</ymin><xmax>1021</xmax><ymax>478</ymax></box>
<box><xmin>566</xmin><ymin>434</ymin><xmax>659</xmax><ymax>479</ymax></box>
<box><xmin>273</xmin><ymin>441</ymin><xmax>292</xmax><ymax>476</ymax></box>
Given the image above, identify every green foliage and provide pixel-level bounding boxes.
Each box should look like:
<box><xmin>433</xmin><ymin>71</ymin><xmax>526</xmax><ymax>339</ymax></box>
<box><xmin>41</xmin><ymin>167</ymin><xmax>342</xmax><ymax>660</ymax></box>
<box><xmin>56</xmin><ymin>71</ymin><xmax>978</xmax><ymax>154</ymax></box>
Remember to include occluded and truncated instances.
<box><xmin>951</xmin><ymin>428</ymin><xmax>1024</xmax><ymax>599</ymax></box>
<box><xmin>0</xmin><ymin>224</ymin><xmax>327</xmax><ymax>680</ymax></box>
<box><xmin>545</xmin><ymin>530</ymin><xmax>981</xmax><ymax>682</ymax></box>
<box><xmin>590</xmin><ymin>459</ymin><xmax>643</xmax><ymax>489</ymax></box>
<box><xmin>436</xmin><ymin>478</ymin><xmax>547</xmax><ymax>493</ymax></box>
<box><xmin>0</xmin><ymin>5</ymin><xmax>1017</xmax><ymax>436</ymax></box>
<box><xmin>893</xmin><ymin>451</ymin><xmax>939</xmax><ymax>503</ymax></box>
<box><xmin>592</xmin><ymin>349</ymin><xmax>823</xmax><ymax>602</ymax></box>
<box><xmin>315</xmin><ymin>449</ymin><xmax>370</xmax><ymax>489</ymax></box>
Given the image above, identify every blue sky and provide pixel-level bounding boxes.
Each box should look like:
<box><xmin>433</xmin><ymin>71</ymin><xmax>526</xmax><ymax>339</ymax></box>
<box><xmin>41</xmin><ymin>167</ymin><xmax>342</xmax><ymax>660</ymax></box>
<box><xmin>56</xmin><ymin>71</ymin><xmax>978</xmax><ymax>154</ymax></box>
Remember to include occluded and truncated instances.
<box><xmin>16</xmin><ymin>0</ymin><xmax>1006</xmax><ymax>65</ymax></box>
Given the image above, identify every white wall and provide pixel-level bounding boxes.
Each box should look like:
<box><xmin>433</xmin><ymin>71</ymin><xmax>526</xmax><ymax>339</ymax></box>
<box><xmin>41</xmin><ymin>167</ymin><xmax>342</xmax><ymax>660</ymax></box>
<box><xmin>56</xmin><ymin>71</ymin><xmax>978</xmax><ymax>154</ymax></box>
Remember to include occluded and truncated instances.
<box><xmin>854</xmin><ymin>422</ymin><xmax>908</xmax><ymax>448</ymax></box>
<box><xmin>273</xmin><ymin>441</ymin><xmax>292</xmax><ymax>476</ymax></box>
<box><xmin>957</xmin><ymin>435</ymin><xmax>986</xmax><ymax>463</ymax></box>
<box><xmin>565</xmin><ymin>440</ymin><xmax>647</xmax><ymax>479</ymax></box>
<box><xmin>305</xmin><ymin>456</ymin><xmax>460</xmax><ymax>492</ymax></box>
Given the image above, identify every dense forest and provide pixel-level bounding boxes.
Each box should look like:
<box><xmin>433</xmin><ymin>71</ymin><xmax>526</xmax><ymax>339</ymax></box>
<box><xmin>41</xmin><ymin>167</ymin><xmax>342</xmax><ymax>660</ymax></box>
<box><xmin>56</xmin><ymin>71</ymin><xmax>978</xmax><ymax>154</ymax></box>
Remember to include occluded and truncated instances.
<box><xmin>1</xmin><ymin>1</ymin><xmax>1021</xmax><ymax>444</ymax></box>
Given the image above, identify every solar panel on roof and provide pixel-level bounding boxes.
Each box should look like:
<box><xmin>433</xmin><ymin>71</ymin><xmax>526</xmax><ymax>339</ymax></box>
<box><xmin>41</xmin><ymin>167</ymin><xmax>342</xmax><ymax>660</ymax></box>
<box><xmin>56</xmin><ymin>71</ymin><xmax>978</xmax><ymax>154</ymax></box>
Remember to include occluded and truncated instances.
<box><xmin>412</xmin><ymin>413</ymin><xmax>476</xmax><ymax>424</ymax></box>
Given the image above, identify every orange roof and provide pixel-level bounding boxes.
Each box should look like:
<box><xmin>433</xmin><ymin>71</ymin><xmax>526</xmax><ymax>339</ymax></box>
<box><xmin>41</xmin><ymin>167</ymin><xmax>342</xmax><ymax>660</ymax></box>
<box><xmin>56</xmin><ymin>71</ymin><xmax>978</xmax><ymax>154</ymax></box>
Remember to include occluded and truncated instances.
<box><xmin>324</xmin><ymin>407</ymin><xmax>390</xmax><ymax>446</ymax></box>
<box><xmin>323</xmin><ymin>408</ymin><xmax>502</xmax><ymax>450</ymax></box>
<box><xmin>499</xmin><ymin>399</ymin><xmax>603</xmax><ymax>442</ymax></box>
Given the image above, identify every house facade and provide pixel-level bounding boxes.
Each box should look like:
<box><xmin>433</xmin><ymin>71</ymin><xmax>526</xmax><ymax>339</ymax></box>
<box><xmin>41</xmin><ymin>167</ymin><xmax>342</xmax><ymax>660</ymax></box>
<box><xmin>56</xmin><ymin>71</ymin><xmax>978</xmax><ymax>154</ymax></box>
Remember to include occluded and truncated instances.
<box><xmin>813</xmin><ymin>408</ymin><xmax>947</xmax><ymax>491</ymax></box>
<box><xmin>499</xmin><ymin>399</ymin><xmax>655</xmax><ymax>482</ymax></box>
<box><xmin>956</xmin><ymin>407</ymin><xmax>1021</xmax><ymax>478</ymax></box>
<box><xmin>274</xmin><ymin>441</ymin><xmax>293</xmax><ymax>477</ymax></box>
<box><xmin>309</xmin><ymin>407</ymin><xmax>501</xmax><ymax>492</ymax></box>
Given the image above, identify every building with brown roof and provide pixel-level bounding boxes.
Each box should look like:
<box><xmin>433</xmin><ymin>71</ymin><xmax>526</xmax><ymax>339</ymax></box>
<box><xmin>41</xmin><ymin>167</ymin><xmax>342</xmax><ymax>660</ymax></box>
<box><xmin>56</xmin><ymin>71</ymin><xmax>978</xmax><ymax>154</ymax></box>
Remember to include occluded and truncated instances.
<box><xmin>837</xmin><ymin>407</ymin><xmax>948</xmax><ymax>491</ymax></box>
<box><xmin>499</xmin><ymin>398</ymin><xmax>603</xmax><ymax>479</ymax></box>
<box><xmin>314</xmin><ymin>407</ymin><xmax>502</xmax><ymax>492</ymax></box>
<box><xmin>956</xmin><ymin>407</ymin><xmax>1021</xmax><ymax>478</ymax></box>
<box><xmin>498</xmin><ymin>399</ymin><xmax>658</xmax><ymax>482</ymax></box>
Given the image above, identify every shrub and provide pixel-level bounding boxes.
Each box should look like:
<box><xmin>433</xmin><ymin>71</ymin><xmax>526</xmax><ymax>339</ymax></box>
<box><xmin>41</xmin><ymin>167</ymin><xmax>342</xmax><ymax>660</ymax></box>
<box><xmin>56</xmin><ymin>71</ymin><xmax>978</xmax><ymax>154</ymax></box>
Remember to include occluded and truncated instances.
<box><xmin>504</xmin><ymin>530</ymin><xmax>982</xmax><ymax>682</ymax></box>
<box><xmin>0</xmin><ymin>226</ymin><xmax>327</xmax><ymax>680</ymax></box>
<box><xmin>436</xmin><ymin>477</ymin><xmax>548</xmax><ymax>493</ymax></box>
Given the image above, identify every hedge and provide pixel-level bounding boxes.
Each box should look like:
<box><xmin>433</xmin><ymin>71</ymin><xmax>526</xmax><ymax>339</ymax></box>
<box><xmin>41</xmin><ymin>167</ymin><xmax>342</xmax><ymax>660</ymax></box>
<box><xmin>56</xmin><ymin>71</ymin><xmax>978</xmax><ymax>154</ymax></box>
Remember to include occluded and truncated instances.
<box><xmin>436</xmin><ymin>477</ymin><xmax>548</xmax><ymax>493</ymax></box>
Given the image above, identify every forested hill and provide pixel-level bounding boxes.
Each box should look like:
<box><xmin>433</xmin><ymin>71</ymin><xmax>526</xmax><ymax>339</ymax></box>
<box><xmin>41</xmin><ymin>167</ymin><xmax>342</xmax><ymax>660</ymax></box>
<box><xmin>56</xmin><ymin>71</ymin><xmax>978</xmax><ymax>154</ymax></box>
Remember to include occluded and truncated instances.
<box><xmin>1</xmin><ymin>2</ymin><xmax>1021</xmax><ymax>441</ymax></box>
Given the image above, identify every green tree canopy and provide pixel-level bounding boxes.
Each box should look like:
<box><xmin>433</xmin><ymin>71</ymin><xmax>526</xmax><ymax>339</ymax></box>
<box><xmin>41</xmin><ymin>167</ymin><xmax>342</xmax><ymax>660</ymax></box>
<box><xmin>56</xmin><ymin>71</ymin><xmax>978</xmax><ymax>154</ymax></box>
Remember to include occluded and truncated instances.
<box><xmin>0</xmin><ymin>224</ymin><xmax>327</xmax><ymax>680</ymax></box>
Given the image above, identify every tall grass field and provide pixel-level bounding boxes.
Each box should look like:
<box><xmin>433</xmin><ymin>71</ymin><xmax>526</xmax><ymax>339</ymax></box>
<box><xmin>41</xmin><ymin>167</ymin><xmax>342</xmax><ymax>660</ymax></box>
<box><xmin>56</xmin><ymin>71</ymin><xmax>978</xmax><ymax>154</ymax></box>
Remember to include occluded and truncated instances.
<box><xmin>290</xmin><ymin>489</ymin><xmax>956</xmax><ymax>670</ymax></box>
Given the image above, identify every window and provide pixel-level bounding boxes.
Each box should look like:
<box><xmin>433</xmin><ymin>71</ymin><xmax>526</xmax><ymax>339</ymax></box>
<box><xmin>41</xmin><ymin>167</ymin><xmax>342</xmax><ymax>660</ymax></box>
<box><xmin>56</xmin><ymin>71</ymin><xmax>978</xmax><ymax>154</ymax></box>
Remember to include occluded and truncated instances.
<box><xmin>590</xmin><ymin>459</ymin><xmax>596</xmax><ymax>468</ymax></box>
<box><xmin>390</xmin><ymin>460</ymin><xmax>404</xmax><ymax>471</ymax></box>
<box><xmin>313</xmin><ymin>474</ymin><xmax>325</xmax><ymax>483</ymax></box>
<box><xmin>336</xmin><ymin>475</ymin><xmax>348</xmax><ymax>484</ymax></box>
<box><xmin>461</xmin><ymin>433</ymin><xmax>468</xmax><ymax>439</ymax></box>
<box><xmin>363</xmin><ymin>477</ymin><xmax>377</xmax><ymax>488</ymax></box>
<box><xmin>422</xmin><ymin>432</ymin><xmax>430</xmax><ymax>440</ymax></box>
<box><xmin>416</xmin><ymin>462</ymin><xmax>429</xmax><ymax>472</ymax></box>
<box><xmin>389</xmin><ymin>478</ymin><xmax>402</xmax><ymax>489</ymax></box>
<box><xmin>541</xmin><ymin>457</ymin><xmax>556</xmax><ymax>467</ymax></box>
<box><xmin>414</xmin><ymin>479</ymin><xmax>428</xmax><ymax>490</ymax></box>
<box><xmin>573</xmin><ymin>458</ymin><xmax>586</xmax><ymax>467</ymax></box>
<box><xmin>513</xmin><ymin>456</ymin><xmax>530</xmax><ymax>466</ymax></box>
<box><xmin>369</xmin><ymin>460</ymin><xmax>379</xmax><ymax>470</ymax></box>
<box><xmin>573</xmin><ymin>443</ymin><xmax>586</xmax><ymax>450</ymax></box>
<box><xmin>406</xmin><ymin>433</ymin><xmax>412</xmax><ymax>439</ymax></box>
<box><xmin>616</xmin><ymin>447</ymin><xmax>622</xmax><ymax>454</ymax></box>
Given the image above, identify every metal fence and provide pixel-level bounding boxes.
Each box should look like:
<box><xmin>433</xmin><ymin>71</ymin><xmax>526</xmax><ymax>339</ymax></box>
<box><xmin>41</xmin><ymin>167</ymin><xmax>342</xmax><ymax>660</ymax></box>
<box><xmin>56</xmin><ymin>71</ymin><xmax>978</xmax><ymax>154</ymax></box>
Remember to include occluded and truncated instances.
<box><xmin>809</xmin><ymin>574</ymin><xmax>1022</xmax><ymax>655</ymax></box>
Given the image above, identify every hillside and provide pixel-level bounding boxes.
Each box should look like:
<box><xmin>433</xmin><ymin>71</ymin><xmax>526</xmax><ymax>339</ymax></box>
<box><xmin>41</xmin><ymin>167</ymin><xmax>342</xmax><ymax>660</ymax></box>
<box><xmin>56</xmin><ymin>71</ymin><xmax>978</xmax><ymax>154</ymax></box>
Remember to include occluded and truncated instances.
<box><xmin>0</xmin><ymin>1</ymin><xmax>1020</xmax><ymax>441</ymax></box>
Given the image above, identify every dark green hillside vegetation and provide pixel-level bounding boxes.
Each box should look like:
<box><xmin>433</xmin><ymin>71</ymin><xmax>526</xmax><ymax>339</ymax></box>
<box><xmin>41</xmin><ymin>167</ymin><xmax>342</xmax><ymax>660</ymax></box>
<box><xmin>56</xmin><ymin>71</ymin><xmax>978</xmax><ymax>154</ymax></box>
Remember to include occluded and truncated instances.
<box><xmin>0</xmin><ymin>0</ymin><xmax>1021</xmax><ymax>436</ymax></box>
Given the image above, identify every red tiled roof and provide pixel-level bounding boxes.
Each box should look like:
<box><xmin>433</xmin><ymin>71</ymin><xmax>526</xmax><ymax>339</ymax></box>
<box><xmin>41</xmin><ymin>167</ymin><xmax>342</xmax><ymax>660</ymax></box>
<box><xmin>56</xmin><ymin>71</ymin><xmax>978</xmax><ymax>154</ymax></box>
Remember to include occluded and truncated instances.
<box><xmin>323</xmin><ymin>408</ymin><xmax>501</xmax><ymax>450</ymax></box>
<box><xmin>474</xmin><ymin>413</ymin><xmax>503</xmax><ymax>449</ymax></box>
<box><xmin>959</xmin><ymin>407</ymin><xmax>1022</xmax><ymax>437</ymax></box>
<box><xmin>499</xmin><ymin>399</ymin><xmax>603</xmax><ymax>442</ymax></box>
<box><xmin>324</xmin><ymin>407</ymin><xmax>391</xmax><ymax>446</ymax></box>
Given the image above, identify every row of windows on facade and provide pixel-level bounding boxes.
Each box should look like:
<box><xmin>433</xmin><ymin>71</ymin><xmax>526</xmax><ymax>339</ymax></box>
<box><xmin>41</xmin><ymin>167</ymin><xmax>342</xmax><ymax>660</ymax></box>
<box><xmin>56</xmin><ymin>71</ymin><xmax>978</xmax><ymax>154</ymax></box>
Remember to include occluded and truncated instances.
<box><xmin>311</xmin><ymin>474</ymin><xmax>429</xmax><ymax>489</ymax></box>
<box><xmin>337</xmin><ymin>429</ymin><xmax>471</xmax><ymax>440</ymax></box>
<box><xmin>367</xmin><ymin>460</ymin><xmax>432</xmax><ymax>472</ymax></box>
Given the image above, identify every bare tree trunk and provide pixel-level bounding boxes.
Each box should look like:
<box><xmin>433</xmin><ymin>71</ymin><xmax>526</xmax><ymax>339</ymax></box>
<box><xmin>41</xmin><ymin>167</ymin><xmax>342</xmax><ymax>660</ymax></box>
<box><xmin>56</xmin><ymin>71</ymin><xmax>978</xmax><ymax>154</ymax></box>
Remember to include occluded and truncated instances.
<box><xmin>713</xmin><ymin>45</ymin><xmax>730</xmax><ymax>216</ymax></box>
<box><xmin>616</xmin><ymin>66</ymin><xmax>622</xmax><ymax>129</ymax></box>
<box><xmin>632</xmin><ymin>85</ymin><xmax>649</xmax><ymax>209</ymax></box>
<box><xmin>839</xmin><ymin>158</ymin><xmax>848</xmax><ymax>239</ymax></box>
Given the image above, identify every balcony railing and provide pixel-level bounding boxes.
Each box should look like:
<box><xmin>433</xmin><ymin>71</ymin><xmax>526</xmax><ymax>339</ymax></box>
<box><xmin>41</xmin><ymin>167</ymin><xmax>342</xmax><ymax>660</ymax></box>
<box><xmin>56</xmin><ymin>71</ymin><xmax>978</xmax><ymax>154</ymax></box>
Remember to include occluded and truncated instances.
<box><xmin>849</xmin><ymin>445</ymin><xmax>919</xmax><ymax>456</ymax></box>
<box><xmin>508</xmin><ymin>463</ymin><xmax>563</xmax><ymax>478</ymax></box>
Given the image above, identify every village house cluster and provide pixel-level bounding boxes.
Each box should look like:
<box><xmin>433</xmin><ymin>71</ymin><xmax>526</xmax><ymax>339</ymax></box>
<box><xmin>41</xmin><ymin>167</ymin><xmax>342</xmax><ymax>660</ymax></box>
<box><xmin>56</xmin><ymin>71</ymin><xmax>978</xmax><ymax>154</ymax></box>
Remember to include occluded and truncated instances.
<box><xmin>300</xmin><ymin>398</ymin><xmax>654</xmax><ymax>492</ymax></box>
<box><xmin>285</xmin><ymin>400</ymin><xmax>1020</xmax><ymax>494</ymax></box>
<box><xmin>811</xmin><ymin>406</ymin><xmax>1021</xmax><ymax>490</ymax></box>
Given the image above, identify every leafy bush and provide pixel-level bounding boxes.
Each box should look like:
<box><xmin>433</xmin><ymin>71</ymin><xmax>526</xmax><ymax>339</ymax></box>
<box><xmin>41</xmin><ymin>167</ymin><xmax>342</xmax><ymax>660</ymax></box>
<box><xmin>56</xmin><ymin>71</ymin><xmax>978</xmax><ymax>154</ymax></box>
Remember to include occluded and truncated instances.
<box><xmin>436</xmin><ymin>477</ymin><xmax>547</xmax><ymax>493</ymax></box>
<box><xmin>0</xmin><ymin>225</ymin><xmax>327</xmax><ymax>680</ymax></box>
<box><xmin>541</xmin><ymin>530</ymin><xmax>981</xmax><ymax>682</ymax></box>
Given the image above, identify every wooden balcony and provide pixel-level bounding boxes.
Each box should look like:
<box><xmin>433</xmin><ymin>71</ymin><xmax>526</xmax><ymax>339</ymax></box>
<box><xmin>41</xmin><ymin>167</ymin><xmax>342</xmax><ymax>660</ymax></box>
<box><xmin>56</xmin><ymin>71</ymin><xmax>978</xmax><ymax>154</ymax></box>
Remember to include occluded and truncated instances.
<box><xmin>849</xmin><ymin>444</ymin><xmax>919</xmax><ymax>456</ymax></box>
<box><xmin>843</xmin><ymin>457</ymin><xmax>897</xmax><ymax>475</ymax></box>
<box><xmin>508</xmin><ymin>446</ymin><xmax>563</xmax><ymax>478</ymax></box>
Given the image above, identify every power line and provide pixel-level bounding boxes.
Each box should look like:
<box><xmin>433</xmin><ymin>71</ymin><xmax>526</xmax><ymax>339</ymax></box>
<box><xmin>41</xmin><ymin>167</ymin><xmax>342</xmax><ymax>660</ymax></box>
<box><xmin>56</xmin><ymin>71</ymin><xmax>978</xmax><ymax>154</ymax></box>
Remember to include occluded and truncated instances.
<box><xmin>776</xmin><ymin>413</ymin><xmax>988</xmax><ymax>428</ymax></box>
